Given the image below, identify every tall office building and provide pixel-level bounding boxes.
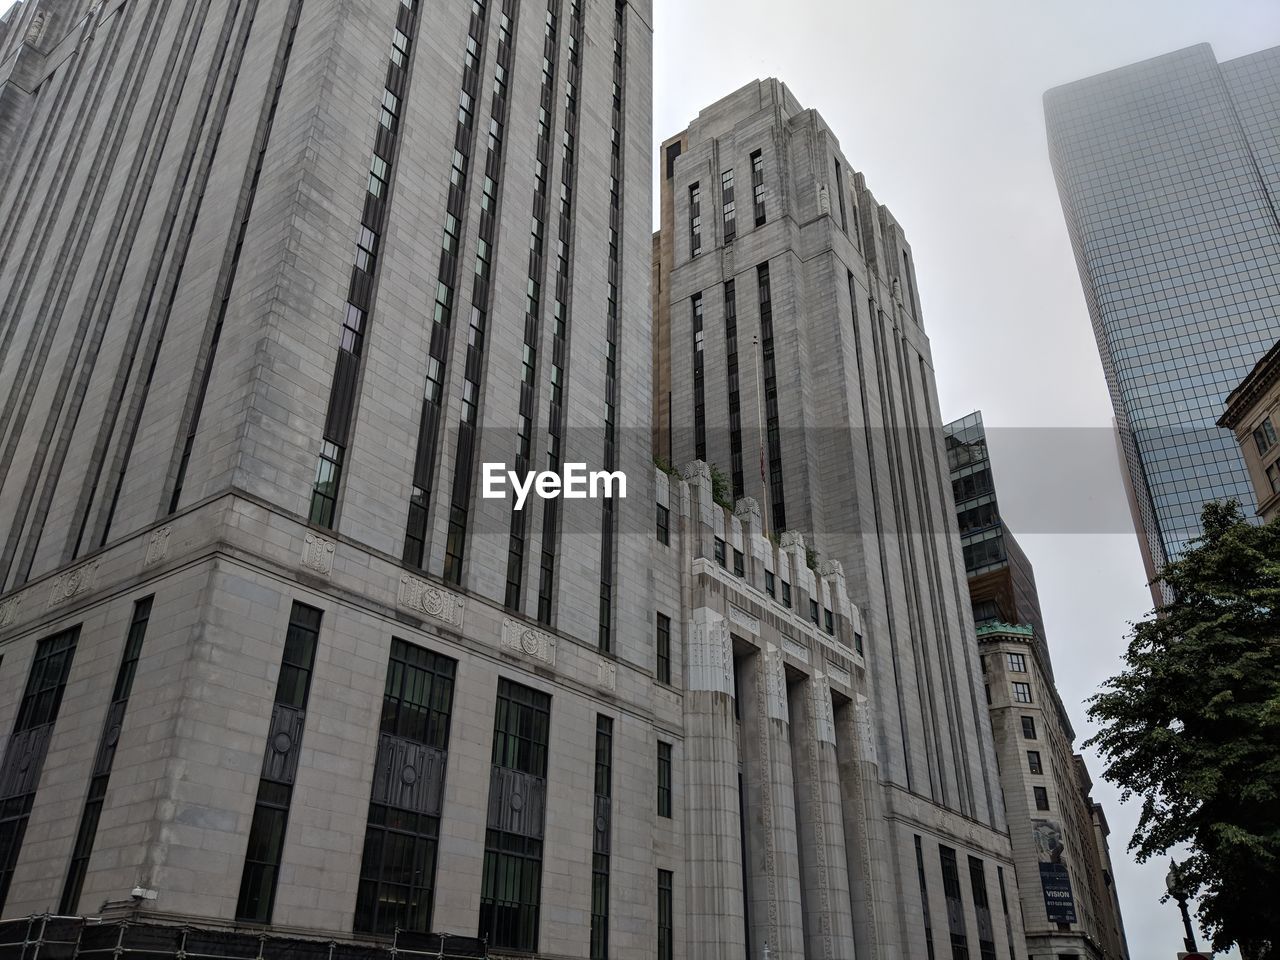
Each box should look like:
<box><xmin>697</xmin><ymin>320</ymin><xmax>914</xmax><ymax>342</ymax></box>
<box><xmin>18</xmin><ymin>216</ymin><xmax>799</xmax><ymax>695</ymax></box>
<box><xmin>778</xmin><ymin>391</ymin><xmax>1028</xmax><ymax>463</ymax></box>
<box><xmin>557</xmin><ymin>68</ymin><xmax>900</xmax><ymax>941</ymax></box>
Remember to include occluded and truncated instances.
<box><xmin>656</xmin><ymin>79</ymin><xmax>1023</xmax><ymax>959</ymax></box>
<box><xmin>944</xmin><ymin>412</ymin><xmax>1047</xmax><ymax>646</ymax></box>
<box><xmin>946</xmin><ymin>414</ymin><xmax>1129</xmax><ymax>960</ymax></box>
<box><xmin>1045</xmin><ymin>43</ymin><xmax>1280</xmax><ymax>596</ymax></box>
<box><xmin>0</xmin><ymin>0</ymin><xmax>672</xmax><ymax>956</ymax></box>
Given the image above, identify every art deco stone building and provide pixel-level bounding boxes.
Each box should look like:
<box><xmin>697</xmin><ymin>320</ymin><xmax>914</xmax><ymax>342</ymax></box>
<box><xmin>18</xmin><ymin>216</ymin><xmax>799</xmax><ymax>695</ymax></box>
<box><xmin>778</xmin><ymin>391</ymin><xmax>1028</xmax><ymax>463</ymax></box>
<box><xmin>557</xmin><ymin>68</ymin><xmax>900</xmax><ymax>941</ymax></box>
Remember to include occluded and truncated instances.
<box><xmin>0</xmin><ymin>0</ymin><xmax>714</xmax><ymax>958</ymax></box>
<box><xmin>1045</xmin><ymin>43</ymin><xmax>1280</xmax><ymax>598</ymax></box>
<box><xmin>656</xmin><ymin>79</ymin><xmax>1024</xmax><ymax>959</ymax></box>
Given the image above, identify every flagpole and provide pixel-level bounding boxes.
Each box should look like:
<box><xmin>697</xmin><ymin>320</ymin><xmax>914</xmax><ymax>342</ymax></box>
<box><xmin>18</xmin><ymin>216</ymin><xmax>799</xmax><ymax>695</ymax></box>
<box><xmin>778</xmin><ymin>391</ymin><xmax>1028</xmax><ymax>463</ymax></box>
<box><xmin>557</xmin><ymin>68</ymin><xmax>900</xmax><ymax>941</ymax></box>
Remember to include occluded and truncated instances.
<box><xmin>752</xmin><ymin>333</ymin><xmax>770</xmax><ymax>539</ymax></box>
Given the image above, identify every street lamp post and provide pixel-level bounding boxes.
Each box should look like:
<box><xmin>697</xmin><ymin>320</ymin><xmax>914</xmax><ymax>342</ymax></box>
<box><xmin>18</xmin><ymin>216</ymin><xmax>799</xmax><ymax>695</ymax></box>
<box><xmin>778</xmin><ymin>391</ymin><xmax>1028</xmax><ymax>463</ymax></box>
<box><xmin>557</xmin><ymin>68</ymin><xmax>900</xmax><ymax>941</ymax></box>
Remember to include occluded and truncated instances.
<box><xmin>1165</xmin><ymin>859</ymin><xmax>1200</xmax><ymax>953</ymax></box>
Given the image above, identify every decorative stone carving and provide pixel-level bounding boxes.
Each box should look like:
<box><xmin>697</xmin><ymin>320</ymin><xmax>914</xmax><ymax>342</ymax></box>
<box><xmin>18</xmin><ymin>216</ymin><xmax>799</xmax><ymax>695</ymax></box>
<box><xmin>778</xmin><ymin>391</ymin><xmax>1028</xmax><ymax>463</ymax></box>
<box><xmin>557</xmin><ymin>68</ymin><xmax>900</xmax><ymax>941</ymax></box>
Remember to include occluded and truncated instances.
<box><xmin>818</xmin><ymin>182</ymin><xmax>831</xmax><ymax>216</ymax></box>
<box><xmin>301</xmin><ymin>533</ymin><xmax>336</xmax><ymax>575</ymax></box>
<box><xmin>398</xmin><ymin>576</ymin><xmax>465</xmax><ymax>627</ymax></box>
<box><xmin>501</xmin><ymin>618</ymin><xmax>555</xmax><ymax>666</ymax></box>
<box><xmin>0</xmin><ymin>593</ymin><xmax>21</xmax><ymax>629</ymax></box>
<box><xmin>597</xmin><ymin>658</ymin><xmax>617</xmax><ymax>692</ymax></box>
<box><xmin>826</xmin><ymin>661</ymin><xmax>852</xmax><ymax>688</ymax></box>
<box><xmin>25</xmin><ymin>12</ymin><xmax>46</xmax><ymax>45</ymax></box>
<box><xmin>812</xmin><ymin>671</ymin><xmax>836</xmax><ymax>745</ymax></box>
<box><xmin>817</xmin><ymin>559</ymin><xmax>844</xmax><ymax>578</ymax></box>
<box><xmin>144</xmin><ymin>526</ymin><xmax>172</xmax><ymax>566</ymax></box>
<box><xmin>779</xmin><ymin>530</ymin><xmax>805</xmax><ymax>550</ymax></box>
<box><xmin>47</xmin><ymin>561</ymin><xmax>99</xmax><ymax>609</ymax></box>
<box><xmin>854</xmin><ymin>695</ymin><xmax>879</xmax><ymax>766</ymax></box>
<box><xmin>728</xmin><ymin>604</ymin><xmax>759</xmax><ymax>635</ymax></box>
<box><xmin>688</xmin><ymin>610</ymin><xmax>732</xmax><ymax>694</ymax></box>
<box><xmin>782</xmin><ymin>634</ymin><xmax>810</xmax><ymax>663</ymax></box>
<box><xmin>764</xmin><ymin>643</ymin><xmax>787</xmax><ymax>721</ymax></box>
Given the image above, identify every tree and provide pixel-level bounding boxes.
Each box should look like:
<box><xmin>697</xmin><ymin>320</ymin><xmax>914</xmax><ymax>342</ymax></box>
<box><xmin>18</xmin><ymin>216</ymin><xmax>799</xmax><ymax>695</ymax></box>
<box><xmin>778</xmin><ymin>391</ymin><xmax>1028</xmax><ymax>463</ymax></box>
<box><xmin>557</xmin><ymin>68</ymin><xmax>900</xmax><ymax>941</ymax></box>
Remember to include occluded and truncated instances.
<box><xmin>1086</xmin><ymin>502</ymin><xmax>1280</xmax><ymax>958</ymax></box>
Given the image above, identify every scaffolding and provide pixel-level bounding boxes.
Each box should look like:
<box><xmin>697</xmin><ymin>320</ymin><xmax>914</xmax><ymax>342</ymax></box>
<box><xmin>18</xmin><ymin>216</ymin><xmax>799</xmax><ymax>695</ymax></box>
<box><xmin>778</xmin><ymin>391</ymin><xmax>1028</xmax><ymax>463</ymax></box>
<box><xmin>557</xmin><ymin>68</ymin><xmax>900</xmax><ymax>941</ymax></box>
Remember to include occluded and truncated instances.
<box><xmin>0</xmin><ymin>916</ymin><xmax>487</xmax><ymax>960</ymax></box>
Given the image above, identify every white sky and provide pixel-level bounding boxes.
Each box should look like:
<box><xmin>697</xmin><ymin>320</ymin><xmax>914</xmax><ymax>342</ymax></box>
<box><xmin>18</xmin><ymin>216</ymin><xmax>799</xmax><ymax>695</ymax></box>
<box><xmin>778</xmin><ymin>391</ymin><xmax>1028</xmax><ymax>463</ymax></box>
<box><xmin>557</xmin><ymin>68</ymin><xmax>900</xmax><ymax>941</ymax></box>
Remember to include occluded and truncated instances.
<box><xmin>654</xmin><ymin>0</ymin><xmax>1279</xmax><ymax>955</ymax></box>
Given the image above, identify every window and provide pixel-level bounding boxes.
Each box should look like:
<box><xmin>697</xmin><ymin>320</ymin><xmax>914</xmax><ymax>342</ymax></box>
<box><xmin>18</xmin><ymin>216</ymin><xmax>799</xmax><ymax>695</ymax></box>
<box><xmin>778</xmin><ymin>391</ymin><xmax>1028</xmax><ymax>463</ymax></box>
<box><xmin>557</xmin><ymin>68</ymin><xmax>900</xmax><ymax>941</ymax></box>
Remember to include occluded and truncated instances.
<box><xmin>1027</xmin><ymin>750</ymin><xmax>1043</xmax><ymax>775</ymax></box>
<box><xmin>854</xmin><ymin>632</ymin><xmax>864</xmax><ymax>655</ymax></box>
<box><xmin>656</xmin><ymin>504</ymin><xmax>670</xmax><ymax>544</ymax></box>
<box><xmin>1254</xmin><ymin>418</ymin><xmax>1277</xmax><ymax>454</ymax></box>
<box><xmin>355</xmin><ymin>226</ymin><xmax>379</xmax><ymax>273</ymax></box>
<box><xmin>60</xmin><ymin>600</ymin><xmax>151</xmax><ymax>914</ymax></box>
<box><xmin>1013</xmin><ymin>682</ymin><xmax>1033</xmax><ymax>704</ymax></box>
<box><xmin>833</xmin><ymin>158</ymin><xmax>848</xmax><ymax>233</ymax></box>
<box><xmin>967</xmin><ymin>856</ymin><xmax>997</xmax><ymax>960</ymax></box>
<box><xmin>657</xmin><ymin>870</ymin><xmax>674</xmax><ymax>960</ymax></box>
<box><xmin>1007</xmin><ymin>653</ymin><xmax>1027</xmax><ymax>672</ymax></box>
<box><xmin>824</xmin><ymin>609</ymin><xmax>834</xmax><ymax>635</ymax></box>
<box><xmin>938</xmin><ymin>845</ymin><xmax>968</xmax><ymax>960</ymax></box>
<box><xmin>379</xmin><ymin>88</ymin><xmax>400</xmax><ymax>130</ymax></box>
<box><xmin>714</xmin><ymin>538</ymin><xmax>726</xmax><ymax>568</ymax></box>
<box><xmin>657</xmin><ymin>741</ymin><xmax>672</xmax><ymax>817</ymax></box>
<box><xmin>689</xmin><ymin>183</ymin><xmax>702</xmax><ymax>256</ymax></box>
<box><xmin>693</xmin><ymin>294</ymin><xmax>706</xmax><ymax>459</ymax></box>
<box><xmin>1034</xmin><ymin>786</ymin><xmax>1050</xmax><ymax>811</ymax></box>
<box><xmin>781</xmin><ymin>581</ymin><xmax>792</xmax><ymax>608</ymax></box>
<box><xmin>765</xmin><ymin>570</ymin><xmax>776</xmax><ymax>598</ymax></box>
<box><xmin>368</xmin><ymin>155</ymin><xmax>390</xmax><ymax>197</ymax></box>
<box><xmin>480</xmin><ymin>680</ymin><xmax>551</xmax><ymax>952</ymax></box>
<box><xmin>390</xmin><ymin>29</ymin><xmax>410</xmax><ymax>68</ymax></box>
<box><xmin>309</xmin><ymin>441</ymin><xmax>343</xmax><ymax>528</ymax></box>
<box><xmin>591</xmin><ymin>717</ymin><xmax>612</xmax><ymax>960</ymax></box>
<box><xmin>751</xmin><ymin>150</ymin><xmax>766</xmax><ymax>226</ymax></box>
<box><xmin>914</xmin><ymin>836</ymin><xmax>936</xmax><ymax>960</ymax></box>
<box><xmin>1021</xmin><ymin>716</ymin><xmax>1037</xmax><ymax>739</ymax></box>
<box><xmin>1268</xmin><ymin>461</ymin><xmax>1280</xmax><ymax>495</ymax></box>
<box><xmin>656</xmin><ymin>614</ymin><xmax>671</xmax><ymax>684</ymax></box>
<box><xmin>237</xmin><ymin>603</ymin><xmax>322</xmax><ymax>924</ymax></box>
<box><xmin>721</xmin><ymin>168</ymin><xmax>736</xmax><ymax>242</ymax></box>
<box><xmin>733</xmin><ymin>549</ymin><xmax>745</xmax><ymax>577</ymax></box>
<box><xmin>809</xmin><ymin>599</ymin><xmax>820</xmax><ymax>625</ymax></box>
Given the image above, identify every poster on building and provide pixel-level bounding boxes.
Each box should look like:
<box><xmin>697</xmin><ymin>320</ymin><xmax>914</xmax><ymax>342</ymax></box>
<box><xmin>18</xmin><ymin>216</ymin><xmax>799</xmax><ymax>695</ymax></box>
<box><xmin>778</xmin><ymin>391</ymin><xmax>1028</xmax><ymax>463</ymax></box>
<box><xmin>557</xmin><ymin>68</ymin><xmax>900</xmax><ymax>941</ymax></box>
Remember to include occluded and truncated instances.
<box><xmin>1032</xmin><ymin>820</ymin><xmax>1078</xmax><ymax>924</ymax></box>
<box><xmin>1038</xmin><ymin>861</ymin><xmax>1078</xmax><ymax>923</ymax></box>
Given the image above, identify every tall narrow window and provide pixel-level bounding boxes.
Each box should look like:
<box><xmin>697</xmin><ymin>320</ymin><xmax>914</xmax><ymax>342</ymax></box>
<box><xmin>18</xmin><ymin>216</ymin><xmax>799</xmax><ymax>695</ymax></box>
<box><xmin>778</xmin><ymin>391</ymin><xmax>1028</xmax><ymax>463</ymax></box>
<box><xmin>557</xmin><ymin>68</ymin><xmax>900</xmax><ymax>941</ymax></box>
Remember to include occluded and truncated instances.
<box><xmin>967</xmin><ymin>856</ymin><xmax>997</xmax><ymax>960</ymax></box>
<box><xmin>656</xmin><ymin>503</ymin><xmax>670</xmax><ymax>545</ymax></box>
<box><xmin>721</xmin><ymin>168</ymin><xmax>736</xmax><ymax>242</ymax></box>
<box><xmin>724</xmin><ymin>280</ymin><xmax>744</xmax><ymax>498</ymax></box>
<box><xmin>914</xmin><ymin>835</ymin><xmax>935</xmax><ymax>960</ymax></box>
<box><xmin>758</xmin><ymin>263</ymin><xmax>786</xmax><ymax>531</ymax></box>
<box><xmin>692</xmin><ymin>293</ymin><xmax>706</xmax><ymax>461</ymax></box>
<box><xmin>61</xmin><ymin>599</ymin><xmax>153</xmax><ymax>914</ymax></box>
<box><xmin>656</xmin><ymin>613</ymin><xmax>672</xmax><ymax>684</ymax></box>
<box><xmin>1021</xmin><ymin>716</ymin><xmax>1037</xmax><ymax>739</ymax></box>
<box><xmin>657</xmin><ymin>741</ymin><xmax>672</xmax><ymax>817</ymax></box>
<box><xmin>996</xmin><ymin>866</ymin><xmax>1015</xmax><ymax>955</ymax></box>
<box><xmin>657</xmin><ymin>869</ymin><xmax>674</xmax><ymax>960</ymax></box>
<box><xmin>480</xmin><ymin>680</ymin><xmax>551</xmax><ymax>952</ymax></box>
<box><xmin>590</xmin><ymin>716</ymin><xmax>613</xmax><ymax>959</ymax></box>
<box><xmin>689</xmin><ymin>183</ymin><xmax>702</xmax><ymax>256</ymax></box>
<box><xmin>236</xmin><ymin>602</ymin><xmax>322</xmax><ymax>923</ymax></box>
<box><xmin>1027</xmin><ymin>750</ymin><xmax>1043</xmax><ymax>775</ymax></box>
<box><xmin>0</xmin><ymin>627</ymin><xmax>80</xmax><ymax>910</ymax></box>
<box><xmin>751</xmin><ymin>150</ymin><xmax>766</xmax><ymax>226</ymax></box>
<box><xmin>833</xmin><ymin>158</ymin><xmax>848</xmax><ymax>233</ymax></box>
<box><xmin>354</xmin><ymin>639</ymin><xmax>457</xmax><ymax>935</ymax></box>
<box><xmin>1034</xmin><ymin>786</ymin><xmax>1050</xmax><ymax>811</ymax></box>
<box><xmin>939</xmin><ymin>845</ymin><xmax>969</xmax><ymax>960</ymax></box>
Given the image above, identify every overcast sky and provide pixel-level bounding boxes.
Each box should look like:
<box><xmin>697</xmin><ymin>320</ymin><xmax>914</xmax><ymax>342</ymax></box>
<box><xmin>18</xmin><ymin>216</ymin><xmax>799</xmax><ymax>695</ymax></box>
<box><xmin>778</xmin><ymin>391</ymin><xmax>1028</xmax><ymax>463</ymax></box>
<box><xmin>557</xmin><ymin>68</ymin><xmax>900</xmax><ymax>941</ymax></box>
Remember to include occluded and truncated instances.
<box><xmin>653</xmin><ymin>0</ymin><xmax>1279</xmax><ymax>955</ymax></box>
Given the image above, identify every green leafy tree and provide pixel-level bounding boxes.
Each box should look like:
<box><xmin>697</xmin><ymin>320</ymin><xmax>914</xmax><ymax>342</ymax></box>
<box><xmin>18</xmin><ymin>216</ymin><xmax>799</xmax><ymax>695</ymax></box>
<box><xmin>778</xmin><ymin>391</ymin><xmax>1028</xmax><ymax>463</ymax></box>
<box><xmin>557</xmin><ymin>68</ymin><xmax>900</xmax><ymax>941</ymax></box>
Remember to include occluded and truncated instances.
<box><xmin>1087</xmin><ymin>502</ymin><xmax>1280</xmax><ymax>958</ymax></box>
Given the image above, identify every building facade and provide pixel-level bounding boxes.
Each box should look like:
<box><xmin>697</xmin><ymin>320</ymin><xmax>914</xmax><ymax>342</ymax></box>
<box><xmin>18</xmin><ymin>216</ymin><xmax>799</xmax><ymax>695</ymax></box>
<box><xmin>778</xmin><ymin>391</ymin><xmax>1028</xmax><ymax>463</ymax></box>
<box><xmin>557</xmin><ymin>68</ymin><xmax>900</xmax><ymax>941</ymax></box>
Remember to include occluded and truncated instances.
<box><xmin>944</xmin><ymin>412</ymin><xmax>1047</xmax><ymax>646</ymax></box>
<box><xmin>946</xmin><ymin>414</ymin><xmax>1129</xmax><ymax>959</ymax></box>
<box><xmin>1219</xmin><ymin>339</ymin><xmax>1280</xmax><ymax>524</ymax></box>
<box><xmin>656</xmin><ymin>79</ymin><xmax>1021</xmax><ymax>959</ymax></box>
<box><xmin>0</xmin><ymin>1</ymin><xmax>719</xmax><ymax>959</ymax></box>
<box><xmin>1045</xmin><ymin>43</ymin><xmax>1280</xmax><ymax>596</ymax></box>
<box><xmin>979</xmin><ymin>626</ymin><xmax>1128</xmax><ymax>960</ymax></box>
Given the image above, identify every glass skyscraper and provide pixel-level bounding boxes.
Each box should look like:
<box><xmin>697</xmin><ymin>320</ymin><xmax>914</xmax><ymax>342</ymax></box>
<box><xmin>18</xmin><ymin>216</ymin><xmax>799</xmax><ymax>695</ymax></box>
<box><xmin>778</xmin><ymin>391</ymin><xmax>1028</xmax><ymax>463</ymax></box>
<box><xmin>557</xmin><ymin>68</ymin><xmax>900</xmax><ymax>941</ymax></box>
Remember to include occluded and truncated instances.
<box><xmin>1046</xmin><ymin>43</ymin><xmax>1280</xmax><ymax>590</ymax></box>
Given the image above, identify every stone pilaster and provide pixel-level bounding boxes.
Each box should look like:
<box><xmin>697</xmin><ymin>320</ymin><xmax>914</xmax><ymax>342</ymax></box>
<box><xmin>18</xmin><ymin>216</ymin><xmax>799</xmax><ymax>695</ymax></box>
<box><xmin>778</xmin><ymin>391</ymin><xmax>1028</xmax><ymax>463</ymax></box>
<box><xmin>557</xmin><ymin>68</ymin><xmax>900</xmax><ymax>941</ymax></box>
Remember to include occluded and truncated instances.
<box><xmin>789</xmin><ymin>671</ymin><xmax>857</xmax><ymax>959</ymax></box>
<box><xmin>740</xmin><ymin>642</ymin><xmax>805</xmax><ymax>959</ymax></box>
<box><xmin>834</xmin><ymin>695</ymin><xmax>890</xmax><ymax>960</ymax></box>
<box><xmin>683</xmin><ymin>607</ymin><xmax>746</xmax><ymax>958</ymax></box>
